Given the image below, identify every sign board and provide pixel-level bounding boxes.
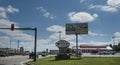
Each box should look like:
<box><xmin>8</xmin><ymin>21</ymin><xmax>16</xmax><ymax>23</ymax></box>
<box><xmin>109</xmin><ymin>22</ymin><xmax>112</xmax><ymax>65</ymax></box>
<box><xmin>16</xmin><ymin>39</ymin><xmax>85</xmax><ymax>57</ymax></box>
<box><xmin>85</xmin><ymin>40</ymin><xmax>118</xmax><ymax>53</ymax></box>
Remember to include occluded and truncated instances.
<box><xmin>66</xmin><ymin>23</ymin><xmax>88</xmax><ymax>34</ymax></box>
<box><xmin>55</xmin><ymin>40</ymin><xmax>70</xmax><ymax>48</ymax></box>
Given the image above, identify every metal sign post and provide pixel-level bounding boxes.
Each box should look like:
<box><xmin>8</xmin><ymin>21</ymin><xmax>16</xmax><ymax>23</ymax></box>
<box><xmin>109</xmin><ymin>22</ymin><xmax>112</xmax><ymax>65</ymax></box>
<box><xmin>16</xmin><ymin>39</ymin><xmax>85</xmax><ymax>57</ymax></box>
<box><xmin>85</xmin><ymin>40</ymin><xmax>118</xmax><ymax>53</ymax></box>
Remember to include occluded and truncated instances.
<box><xmin>65</xmin><ymin>23</ymin><xmax>88</xmax><ymax>58</ymax></box>
<box><xmin>75</xmin><ymin>33</ymin><xmax>79</xmax><ymax>57</ymax></box>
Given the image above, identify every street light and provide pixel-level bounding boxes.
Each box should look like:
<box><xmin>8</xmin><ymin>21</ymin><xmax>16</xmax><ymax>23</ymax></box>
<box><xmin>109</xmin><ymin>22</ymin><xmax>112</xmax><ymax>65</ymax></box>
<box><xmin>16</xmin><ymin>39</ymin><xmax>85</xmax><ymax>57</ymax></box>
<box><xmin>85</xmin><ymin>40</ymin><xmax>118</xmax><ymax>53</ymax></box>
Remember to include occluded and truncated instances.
<box><xmin>58</xmin><ymin>31</ymin><xmax>62</xmax><ymax>40</ymax></box>
<box><xmin>112</xmin><ymin>36</ymin><xmax>115</xmax><ymax>46</ymax></box>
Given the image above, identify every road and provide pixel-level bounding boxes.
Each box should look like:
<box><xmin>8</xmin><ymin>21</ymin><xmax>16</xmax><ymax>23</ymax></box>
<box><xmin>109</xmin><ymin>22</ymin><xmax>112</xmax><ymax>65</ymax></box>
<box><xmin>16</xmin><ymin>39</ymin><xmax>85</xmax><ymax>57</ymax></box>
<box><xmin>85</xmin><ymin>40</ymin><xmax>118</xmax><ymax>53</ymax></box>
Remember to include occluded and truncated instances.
<box><xmin>0</xmin><ymin>55</ymin><xmax>52</xmax><ymax>65</ymax></box>
<box><xmin>0</xmin><ymin>55</ymin><xmax>29</xmax><ymax>65</ymax></box>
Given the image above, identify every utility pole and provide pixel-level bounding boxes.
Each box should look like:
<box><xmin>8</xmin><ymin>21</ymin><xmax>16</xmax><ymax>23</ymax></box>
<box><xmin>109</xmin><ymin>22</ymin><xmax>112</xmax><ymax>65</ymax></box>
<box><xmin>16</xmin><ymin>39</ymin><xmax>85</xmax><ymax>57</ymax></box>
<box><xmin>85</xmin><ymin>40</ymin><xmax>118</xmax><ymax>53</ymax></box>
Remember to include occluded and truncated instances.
<box><xmin>112</xmin><ymin>36</ymin><xmax>115</xmax><ymax>46</ymax></box>
<box><xmin>9</xmin><ymin>40</ymin><xmax>11</xmax><ymax>54</ymax></box>
<box><xmin>10</xmin><ymin>40</ymin><xmax>11</xmax><ymax>49</ymax></box>
<box><xmin>17</xmin><ymin>40</ymin><xmax>20</xmax><ymax>54</ymax></box>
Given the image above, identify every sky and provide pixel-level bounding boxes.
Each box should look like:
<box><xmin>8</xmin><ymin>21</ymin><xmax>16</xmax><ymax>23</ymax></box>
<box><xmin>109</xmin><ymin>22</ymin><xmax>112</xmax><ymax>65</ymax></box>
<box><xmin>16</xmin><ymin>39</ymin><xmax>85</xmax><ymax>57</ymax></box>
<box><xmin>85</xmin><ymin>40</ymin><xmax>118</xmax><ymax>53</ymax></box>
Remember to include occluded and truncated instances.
<box><xmin>0</xmin><ymin>0</ymin><xmax>120</xmax><ymax>52</ymax></box>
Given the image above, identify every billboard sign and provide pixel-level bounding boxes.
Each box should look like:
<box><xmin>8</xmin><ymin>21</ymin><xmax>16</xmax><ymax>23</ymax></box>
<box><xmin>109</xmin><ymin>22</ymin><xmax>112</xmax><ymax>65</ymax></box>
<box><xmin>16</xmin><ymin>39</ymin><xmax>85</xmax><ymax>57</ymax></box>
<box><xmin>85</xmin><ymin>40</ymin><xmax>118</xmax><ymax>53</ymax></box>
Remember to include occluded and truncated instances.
<box><xmin>66</xmin><ymin>23</ymin><xmax>88</xmax><ymax>34</ymax></box>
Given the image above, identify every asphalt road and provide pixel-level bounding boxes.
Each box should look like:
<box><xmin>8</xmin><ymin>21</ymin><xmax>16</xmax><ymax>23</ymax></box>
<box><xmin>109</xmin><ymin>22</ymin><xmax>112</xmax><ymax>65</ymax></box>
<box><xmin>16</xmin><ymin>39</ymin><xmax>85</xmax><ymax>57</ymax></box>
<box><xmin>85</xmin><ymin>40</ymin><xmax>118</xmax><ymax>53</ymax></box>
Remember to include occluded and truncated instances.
<box><xmin>0</xmin><ymin>55</ymin><xmax>52</xmax><ymax>65</ymax></box>
<box><xmin>0</xmin><ymin>55</ymin><xmax>29</xmax><ymax>65</ymax></box>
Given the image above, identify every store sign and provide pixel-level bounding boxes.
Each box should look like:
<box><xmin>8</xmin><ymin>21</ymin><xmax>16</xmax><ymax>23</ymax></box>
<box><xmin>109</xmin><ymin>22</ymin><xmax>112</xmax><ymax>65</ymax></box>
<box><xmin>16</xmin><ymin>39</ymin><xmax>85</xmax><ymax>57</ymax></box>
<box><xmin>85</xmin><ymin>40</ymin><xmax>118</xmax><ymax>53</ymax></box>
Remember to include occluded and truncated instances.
<box><xmin>66</xmin><ymin>23</ymin><xmax>88</xmax><ymax>34</ymax></box>
<box><xmin>55</xmin><ymin>40</ymin><xmax>70</xmax><ymax>48</ymax></box>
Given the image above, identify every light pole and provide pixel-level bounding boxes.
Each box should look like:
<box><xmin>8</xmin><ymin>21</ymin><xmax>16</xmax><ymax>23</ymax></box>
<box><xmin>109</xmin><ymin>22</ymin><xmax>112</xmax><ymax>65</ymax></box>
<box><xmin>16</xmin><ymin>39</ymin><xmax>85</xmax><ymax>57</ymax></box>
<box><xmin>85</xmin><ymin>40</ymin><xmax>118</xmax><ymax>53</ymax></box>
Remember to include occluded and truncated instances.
<box><xmin>58</xmin><ymin>31</ymin><xmax>62</xmax><ymax>40</ymax></box>
<box><xmin>112</xmin><ymin>36</ymin><xmax>115</xmax><ymax>46</ymax></box>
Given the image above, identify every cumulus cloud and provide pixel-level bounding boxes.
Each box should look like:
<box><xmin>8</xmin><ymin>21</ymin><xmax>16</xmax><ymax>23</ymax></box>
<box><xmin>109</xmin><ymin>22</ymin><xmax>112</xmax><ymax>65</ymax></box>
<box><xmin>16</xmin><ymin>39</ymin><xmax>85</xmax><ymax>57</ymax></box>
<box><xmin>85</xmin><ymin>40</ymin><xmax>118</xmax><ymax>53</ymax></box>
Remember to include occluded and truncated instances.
<box><xmin>114</xmin><ymin>32</ymin><xmax>120</xmax><ymax>37</ymax></box>
<box><xmin>68</xmin><ymin>12</ymin><xmax>98</xmax><ymax>23</ymax></box>
<box><xmin>37</xmin><ymin>6</ymin><xmax>56</xmax><ymax>19</ymax></box>
<box><xmin>89</xmin><ymin>0</ymin><xmax>120</xmax><ymax>12</ymax></box>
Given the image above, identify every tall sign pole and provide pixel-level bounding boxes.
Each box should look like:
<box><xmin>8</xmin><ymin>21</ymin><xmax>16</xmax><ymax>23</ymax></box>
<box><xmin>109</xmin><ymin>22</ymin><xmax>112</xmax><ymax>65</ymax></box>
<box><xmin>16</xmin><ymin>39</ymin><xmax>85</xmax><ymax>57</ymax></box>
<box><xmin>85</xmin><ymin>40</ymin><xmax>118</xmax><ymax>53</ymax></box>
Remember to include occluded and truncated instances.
<box><xmin>66</xmin><ymin>23</ymin><xmax>88</xmax><ymax>58</ymax></box>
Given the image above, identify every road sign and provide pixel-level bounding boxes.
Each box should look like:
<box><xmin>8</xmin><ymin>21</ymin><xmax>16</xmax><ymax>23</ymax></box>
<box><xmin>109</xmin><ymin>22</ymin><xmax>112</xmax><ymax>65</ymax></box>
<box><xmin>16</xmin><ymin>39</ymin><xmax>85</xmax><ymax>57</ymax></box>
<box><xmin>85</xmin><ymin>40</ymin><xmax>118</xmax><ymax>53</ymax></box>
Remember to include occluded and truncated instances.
<box><xmin>55</xmin><ymin>40</ymin><xmax>70</xmax><ymax>48</ymax></box>
<box><xmin>66</xmin><ymin>23</ymin><xmax>88</xmax><ymax>34</ymax></box>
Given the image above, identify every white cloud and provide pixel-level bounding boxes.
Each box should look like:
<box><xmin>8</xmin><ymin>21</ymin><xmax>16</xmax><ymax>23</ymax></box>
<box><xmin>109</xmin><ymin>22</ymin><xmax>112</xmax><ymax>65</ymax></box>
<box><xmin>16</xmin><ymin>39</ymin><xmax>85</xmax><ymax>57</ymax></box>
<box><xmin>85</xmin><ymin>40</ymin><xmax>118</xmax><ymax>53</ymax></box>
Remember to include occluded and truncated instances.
<box><xmin>89</xmin><ymin>5</ymin><xmax>117</xmax><ymax>12</ymax></box>
<box><xmin>113</xmin><ymin>32</ymin><xmax>120</xmax><ymax>44</ymax></box>
<box><xmin>37</xmin><ymin>6</ymin><xmax>56</xmax><ymax>19</ymax></box>
<box><xmin>114</xmin><ymin>32</ymin><xmax>120</xmax><ymax>37</ymax></box>
<box><xmin>111</xmin><ymin>32</ymin><xmax>120</xmax><ymax>45</ymax></box>
<box><xmin>46</xmin><ymin>25</ymin><xmax>64</xmax><ymax>32</ymax></box>
<box><xmin>0</xmin><ymin>19</ymin><xmax>17</xmax><ymax>27</ymax></box>
<box><xmin>93</xmin><ymin>14</ymin><xmax>98</xmax><ymax>18</ymax></box>
<box><xmin>107</xmin><ymin>0</ymin><xmax>120</xmax><ymax>7</ymax></box>
<box><xmin>0</xmin><ymin>36</ymin><xmax>10</xmax><ymax>44</ymax></box>
<box><xmin>88</xmin><ymin>31</ymin><xmax>105</xmax><ymax>36</ymax></box>
<box><xmin>80</xmin><ymin>0</ymin><xmax>86</xmax><ymax>4</ymax></box>
<box><xmin>43</xmin><ymin>12</ymin><xmax>50</xmax><ymax>18</ymax></box>
<box><xmin>68</xmin><ymin>12</ymin><xmax>98</xmax><ymax>23</ymax></box>
<box><xmin>0</xmin><ymin>12</ymin><xmax>7</xmax><ymax>19</ymax></box>
<box><xmin>37</xmin><ymin>39</ymin><xmax>51</xmax><ymax>44</ymax></box>
<box><xmin>7</xmin><ymin>5</ymin><xmax>19</xmax><ymax>13</ymax></box>
<box><xmin>89</xmin><ymin>0</ymin><xmax>120</xmax><ymax>12</ymax></box>
<box><xmin>0</xmin><ymin>5</ymin><xmax>19</xmax><ymax>19</ymax></box>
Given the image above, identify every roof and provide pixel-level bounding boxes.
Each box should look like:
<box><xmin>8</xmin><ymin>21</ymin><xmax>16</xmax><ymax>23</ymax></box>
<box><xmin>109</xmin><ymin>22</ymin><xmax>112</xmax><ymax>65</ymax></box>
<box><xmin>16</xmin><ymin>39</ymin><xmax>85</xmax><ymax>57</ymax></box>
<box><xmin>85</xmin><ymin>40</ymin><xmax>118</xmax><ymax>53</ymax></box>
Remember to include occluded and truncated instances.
<box><xmin>72</xmin><ymin>44</ymin><xmax>112</xmax><ymax>50</ymax></box>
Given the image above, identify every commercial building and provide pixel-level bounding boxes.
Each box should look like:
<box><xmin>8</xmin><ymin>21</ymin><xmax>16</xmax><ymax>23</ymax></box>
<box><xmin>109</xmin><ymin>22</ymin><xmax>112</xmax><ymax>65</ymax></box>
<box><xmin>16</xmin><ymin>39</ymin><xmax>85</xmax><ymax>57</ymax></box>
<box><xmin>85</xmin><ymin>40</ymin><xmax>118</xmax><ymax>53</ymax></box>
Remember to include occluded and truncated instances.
<box><xmin>72</xmin><ymin>44</ymin><xmax>112</xmax><ymax>53</ymax></box>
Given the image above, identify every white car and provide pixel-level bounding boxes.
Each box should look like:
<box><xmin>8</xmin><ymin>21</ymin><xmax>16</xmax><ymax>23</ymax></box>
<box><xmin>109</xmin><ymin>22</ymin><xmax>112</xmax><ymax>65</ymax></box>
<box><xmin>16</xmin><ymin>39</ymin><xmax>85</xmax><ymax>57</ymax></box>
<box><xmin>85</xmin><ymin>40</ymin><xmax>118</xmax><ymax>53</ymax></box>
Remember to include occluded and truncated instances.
<box><xmin>41</xmin><ymin>51</ymin><xmax>47</xmax><ymax>56</ymax></box>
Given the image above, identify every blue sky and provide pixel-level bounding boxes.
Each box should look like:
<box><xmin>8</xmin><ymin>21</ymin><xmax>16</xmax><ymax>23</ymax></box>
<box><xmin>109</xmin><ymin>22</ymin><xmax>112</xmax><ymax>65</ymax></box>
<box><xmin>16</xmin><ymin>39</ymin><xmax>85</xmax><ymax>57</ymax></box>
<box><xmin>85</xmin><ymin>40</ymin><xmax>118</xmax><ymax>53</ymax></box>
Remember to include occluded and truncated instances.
<box><xmin>0</xmin><ymin>0</ymin><xmax>120</xmax><ymax>52</ymax></box>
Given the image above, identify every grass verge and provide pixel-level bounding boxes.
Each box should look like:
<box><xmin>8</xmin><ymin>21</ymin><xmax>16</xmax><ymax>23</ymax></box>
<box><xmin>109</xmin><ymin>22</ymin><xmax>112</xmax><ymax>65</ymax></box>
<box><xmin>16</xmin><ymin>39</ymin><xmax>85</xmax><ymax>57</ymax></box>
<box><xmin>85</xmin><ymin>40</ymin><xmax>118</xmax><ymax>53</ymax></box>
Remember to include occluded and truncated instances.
<box><xmin>29</xmin><ymin>56</ymin><xmax>120</xmax><ymax>65</ymax></box>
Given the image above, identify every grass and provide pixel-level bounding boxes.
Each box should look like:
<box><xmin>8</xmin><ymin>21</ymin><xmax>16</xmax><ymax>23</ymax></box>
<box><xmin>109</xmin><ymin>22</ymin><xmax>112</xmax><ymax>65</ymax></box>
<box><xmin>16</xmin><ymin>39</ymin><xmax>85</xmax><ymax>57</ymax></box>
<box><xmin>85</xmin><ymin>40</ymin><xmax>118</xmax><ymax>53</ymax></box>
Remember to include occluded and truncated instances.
<box><xmin>29</xmin><ymin>56</ymin><xmax>120</xmax><ymax>65</ymax></box>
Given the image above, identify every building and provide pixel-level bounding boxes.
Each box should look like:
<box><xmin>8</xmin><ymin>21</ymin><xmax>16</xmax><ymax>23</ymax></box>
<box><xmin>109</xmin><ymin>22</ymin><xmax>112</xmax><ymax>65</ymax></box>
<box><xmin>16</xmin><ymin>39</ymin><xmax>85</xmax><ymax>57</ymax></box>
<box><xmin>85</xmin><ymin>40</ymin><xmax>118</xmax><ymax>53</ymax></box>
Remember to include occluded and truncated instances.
<box><xmin>0</xmin><ymin>48</ymin><xmax>15</xmax><ymax>53</ymax></box>
<box><xmin>72</xmin><ymin>44</ymin><xmax>112</xmax><ymax>53</ymax></box>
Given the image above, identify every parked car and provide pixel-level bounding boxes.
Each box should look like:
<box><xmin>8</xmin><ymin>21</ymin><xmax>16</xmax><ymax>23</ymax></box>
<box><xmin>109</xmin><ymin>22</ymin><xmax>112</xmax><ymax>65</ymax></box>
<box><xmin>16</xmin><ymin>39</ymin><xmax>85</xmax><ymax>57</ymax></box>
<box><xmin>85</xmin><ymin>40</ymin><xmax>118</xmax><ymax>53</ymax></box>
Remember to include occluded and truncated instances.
<box><xmin>0</xmin><ymin>52</ymin><xmax>6</xmax><ymax>57</ymax></box>
<box><xmin>98</xmin><ymin>51</ymin><xmax>116</xmax><ymax>55</ymax></box>
<box><xmin>76</xmin><ymin>51</ymin><xmax>82</xmax><ymax>57</ymax></box>
<box><xmin>41</xmin><ymin>51</ymin><xmax>47</xmax><ymax>56</ymax></box>
<box><xmin>29</xmin><ymin>52</ymin><xmax>39</xmax><ymax>59</ymax></box>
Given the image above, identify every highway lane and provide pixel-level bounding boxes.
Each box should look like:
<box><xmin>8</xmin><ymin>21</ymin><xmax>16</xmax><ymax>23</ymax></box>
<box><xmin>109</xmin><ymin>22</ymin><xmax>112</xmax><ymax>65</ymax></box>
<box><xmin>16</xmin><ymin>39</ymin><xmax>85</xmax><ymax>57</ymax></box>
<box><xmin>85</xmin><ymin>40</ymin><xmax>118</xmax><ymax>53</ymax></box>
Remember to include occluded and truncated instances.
<box><xmin>0</xmin><ymin>55</ymin><xmax>29</xmax><ymax>65</ymax></box>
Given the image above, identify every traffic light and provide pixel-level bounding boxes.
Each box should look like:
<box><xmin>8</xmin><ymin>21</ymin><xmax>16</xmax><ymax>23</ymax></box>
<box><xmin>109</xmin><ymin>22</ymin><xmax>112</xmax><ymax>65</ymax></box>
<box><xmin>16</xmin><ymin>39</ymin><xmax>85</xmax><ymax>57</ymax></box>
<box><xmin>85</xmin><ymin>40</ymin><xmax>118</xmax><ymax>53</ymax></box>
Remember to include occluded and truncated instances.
<box><xmin>11</xmin><ymin>24</ymin><xmax>14</xmax><ymax>31</ymax></box>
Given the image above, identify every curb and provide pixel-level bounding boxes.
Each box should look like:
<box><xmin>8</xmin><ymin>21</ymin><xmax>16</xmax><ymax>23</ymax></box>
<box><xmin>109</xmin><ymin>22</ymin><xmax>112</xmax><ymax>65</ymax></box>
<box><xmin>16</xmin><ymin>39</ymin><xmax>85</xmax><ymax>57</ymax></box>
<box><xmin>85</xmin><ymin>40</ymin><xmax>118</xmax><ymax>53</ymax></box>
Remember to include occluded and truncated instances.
<box><xmin>20</xmin><ymin>59</ymin><xmax>33</xmax><ymax>65</ymax></box>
